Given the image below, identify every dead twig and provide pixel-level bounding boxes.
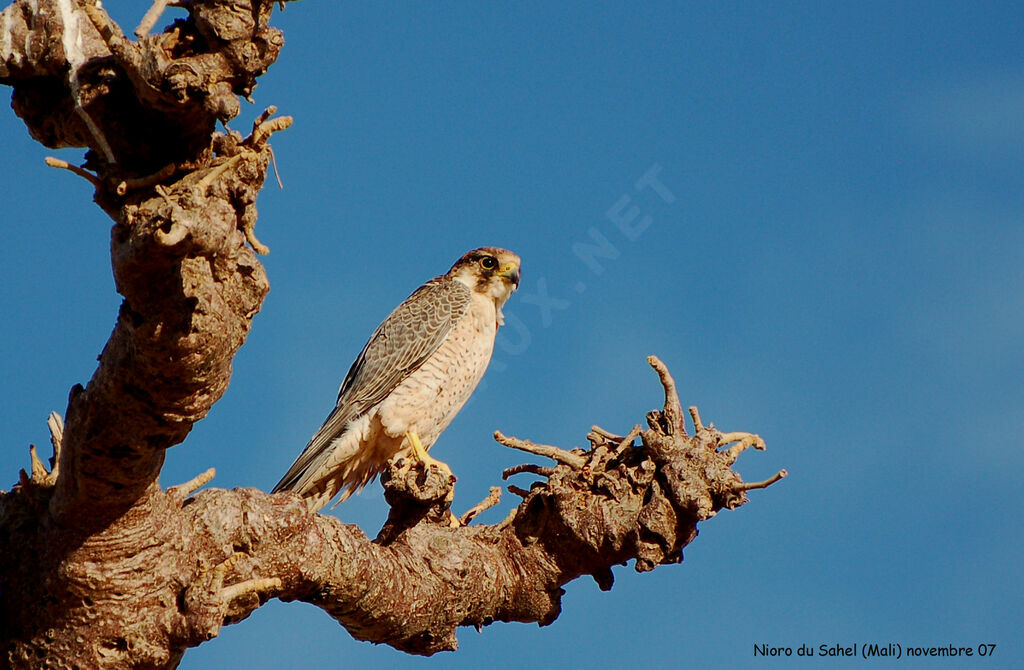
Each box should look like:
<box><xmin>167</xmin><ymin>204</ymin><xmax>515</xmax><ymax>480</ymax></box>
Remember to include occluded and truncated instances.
<box><xmin>688</xmin><ymin>405</ymin><xmax>704</xmax><ymax>433</ymax></box>
<box><xmin>116</xmin><ymin>163</ymin><xmax>176</xmax><ymax>195</ymax></box>
<box><xmin>246</xmin><ymin>107</ymin><xmax>293</xmax><ymax>149</ymax></box>
<box><xmin>251</xmin><ymin>106</ymin><xmax>277</xmax><ymax>131</ymax></box>
<box><xmin>169</xmin><ymin>467</ymin><xmax>216</xmax><ymax>499</ymax></box>
<box><xmin>494</xmin><ymin>507</ymin><xmax>518</xmax><ymax>531</ymax></box>
<box><xmin>195</xmin><ymin>155</ymin><xmax>242</xmax><ymax>192</ymax></box>
<box><xmin>268</xmin><ymin>146</ymin><xmax>284</xmax><ymax>189</ymax></box>
<box><xmin>647</xmin><ymin>355</ymin><xmax>685</xmax><ymax>435</ymax></box>
<box><xmin>44</xmin><ymin>157</ymin><xmax>102</xmax><ymax>188</ymax></box>
<box><xmin>81</xmin><ymin>2</ymin><xmax>127</xmax><ymax>50</ymax></box>
<box><xmin>590</xmin><ymin>425</ymin><xmax>623</xmax><ymax>441</ymax></box>
<box><xmin>29</xmin><ymin>445</ymin><xmax>49</xmax><ymax>482</ymax></box>
<box><xmin>47</xmin><ymin>411</ymin><xmax>63</xmax><ymax>480</ymax></box>
<box><xmin>135</xmin><ymin>0</ymin><xmax>171</xmax><ymax>38</ymax></box>
<box><xmin>736</xmin><ymin>469</ymin><xmax>788</xmax><ymax>491</ymax></box>
<box><xmin>459</xmin><ymin>486</ymin><xmax>502</xmax><ymax>525</ymax></box>
<box><xmin>494</xmin><ymin>430</ymin><xmax>586</xmax><ymax>469</ymax></box>
<box><xmin>612</xmin><ymin>424</ymin><xmax>642</xmax><ymax>457</ymax></box>
<box><xmin>720</xmin><ymin>432</ymin><xmax>766</xmax><ymax>463</ymax></box>
<box><xmin>240</xmin><ymin>208</ymin><xmax>269</xmax><ymax>255</ymax></box>
<box><xmin>501</xmin><ymin>463</ymin><xmax>555</xmax><ymax>480</ymax></box>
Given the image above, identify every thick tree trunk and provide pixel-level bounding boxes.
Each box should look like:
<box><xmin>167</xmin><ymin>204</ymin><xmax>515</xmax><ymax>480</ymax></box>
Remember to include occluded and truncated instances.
<box><xmin>0</xmin><ymin>2</ymin><xmax>785</xmax><ymax>667</ymax></box>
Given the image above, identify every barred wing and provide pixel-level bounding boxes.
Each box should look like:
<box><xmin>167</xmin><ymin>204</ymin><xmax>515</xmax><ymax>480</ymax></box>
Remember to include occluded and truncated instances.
<box><xmin>272</xmin><ymin>276</ymin><xmax>471</xmax><ymax>493</ymax></box>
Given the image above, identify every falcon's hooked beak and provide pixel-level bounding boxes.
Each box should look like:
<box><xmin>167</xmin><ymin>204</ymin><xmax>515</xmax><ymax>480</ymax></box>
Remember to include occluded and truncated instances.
<box><xmin>500</xmin><ymin>262</ymin><xmax>521</xmax><ymax>289</ymax></box>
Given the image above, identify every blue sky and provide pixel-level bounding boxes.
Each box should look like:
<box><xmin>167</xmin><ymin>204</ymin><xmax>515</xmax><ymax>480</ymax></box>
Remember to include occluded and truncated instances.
<box><xmin>3</xmin><ymin>1</ymin><xmax>1023</xmax><ymax>668</ymax></box>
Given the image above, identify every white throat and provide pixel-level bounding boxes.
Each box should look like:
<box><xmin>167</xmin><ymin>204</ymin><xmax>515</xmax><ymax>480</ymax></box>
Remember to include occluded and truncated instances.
<box><xmin>453</xmin><ymin>268</ymin><xmax>516</xmax><ymax>326</ymax></box>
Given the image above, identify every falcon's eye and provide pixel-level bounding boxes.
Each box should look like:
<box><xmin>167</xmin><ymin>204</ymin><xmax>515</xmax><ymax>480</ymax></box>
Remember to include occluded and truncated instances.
<box><xmin>479</xmin><ymin>256</ymin><xmax>498</xmax><ymax>270</ymax></box>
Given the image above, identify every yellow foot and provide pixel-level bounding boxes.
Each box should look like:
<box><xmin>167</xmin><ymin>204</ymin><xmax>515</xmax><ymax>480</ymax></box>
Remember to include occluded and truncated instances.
<box><xmin>405</xmin><ymin>431</ymin><xmax>453</xmax><ymax>479</ymax></box>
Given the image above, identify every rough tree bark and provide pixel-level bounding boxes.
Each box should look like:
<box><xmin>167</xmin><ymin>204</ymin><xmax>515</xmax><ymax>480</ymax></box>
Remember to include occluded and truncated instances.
<box><xmin>0</xmin><ymin>2</ymin><xmax>786</xmax><ymax>668</ymax></box>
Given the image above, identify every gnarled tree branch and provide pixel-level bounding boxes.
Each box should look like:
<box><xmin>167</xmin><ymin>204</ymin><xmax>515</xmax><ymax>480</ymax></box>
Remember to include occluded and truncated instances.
<box><xmin>4</xmin><ymin>356</ymin><xmax>783</xmax><ymax>665</ymax></box>
<box><xmin>1</xmin><ymin>0</ymin><xmax>289</xmax><ymax>527</ymax></box>
<box><xmin>189</xmin><ymin>359</ymin><xmax>783</xmax><ymax>655</ymax></box>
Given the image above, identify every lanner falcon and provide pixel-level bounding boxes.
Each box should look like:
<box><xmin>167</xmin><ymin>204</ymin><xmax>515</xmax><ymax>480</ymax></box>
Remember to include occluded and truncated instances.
<box><xmin>273</xmin><ymin>247</ymin><xmax>521</xmax><ymax>511</ymax></box>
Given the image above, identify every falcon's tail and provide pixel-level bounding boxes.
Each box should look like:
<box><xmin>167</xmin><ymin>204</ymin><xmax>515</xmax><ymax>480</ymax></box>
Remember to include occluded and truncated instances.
<box><xmin>272</xmin><ymin>411</ymin><xmax>396</xmax><ymax>511</ymax></box>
